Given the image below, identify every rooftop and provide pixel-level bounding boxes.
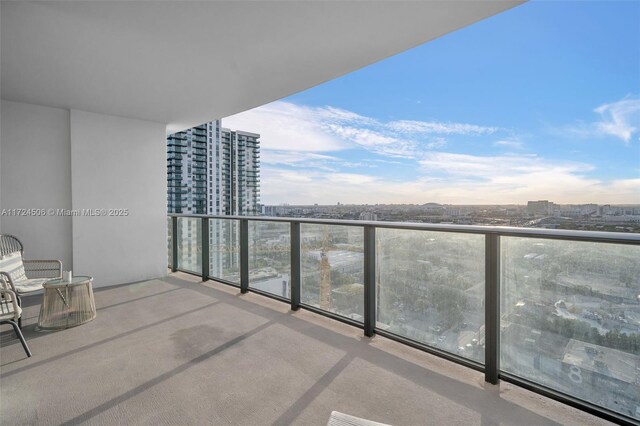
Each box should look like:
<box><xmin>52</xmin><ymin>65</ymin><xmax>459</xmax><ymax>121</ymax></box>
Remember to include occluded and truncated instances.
<box><xmin>1</xmin><ymin>272</ymin><xmax>611</xmax><ymax>425</ymax></box>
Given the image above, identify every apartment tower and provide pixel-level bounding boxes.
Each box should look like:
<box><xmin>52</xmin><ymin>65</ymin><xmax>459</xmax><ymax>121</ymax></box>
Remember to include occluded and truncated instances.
<box><xmin>220</xmin><ymin>128</ymin><xmax>261</xmax><ymax>216</ymax></box>
<box><xmin>167</xmin><ymin>121</ymin><xmax>260</xmax><ymax>276</ymax></box>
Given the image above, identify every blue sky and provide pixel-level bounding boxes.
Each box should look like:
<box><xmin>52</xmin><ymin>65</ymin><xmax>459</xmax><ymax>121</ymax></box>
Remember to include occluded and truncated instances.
<box><xmin>224</xmin><ymin>1</ymin><xmax>640</xmax><ymax>205</ymax></box>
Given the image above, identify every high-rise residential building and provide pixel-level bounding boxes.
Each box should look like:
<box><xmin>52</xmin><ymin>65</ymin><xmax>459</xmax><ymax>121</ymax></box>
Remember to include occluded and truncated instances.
<box><xmin>220</xmin><ymin>128</ymin><xmax>261</xmax><ymax>216</ymax></box>
<box><xmin>167</xmin><ymin>120</ymin><xmax>260</xmax><ymax>279</ymax></box>
<box><xmin>167</xmin><ymin>121</ymin><xmax>260</xmax><ymax>216</ymax></box>
<box><xmin>167</xmin><ymin>121</ymin><xmax>219</xmax><ymax>215</ymax></box>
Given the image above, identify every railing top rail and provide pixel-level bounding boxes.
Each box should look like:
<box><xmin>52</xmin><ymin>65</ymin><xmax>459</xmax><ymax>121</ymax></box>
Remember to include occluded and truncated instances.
<box><xmin>167</xmin><ymin>213</ymin><xmax>640</xmax><ymax>245</ymax></box>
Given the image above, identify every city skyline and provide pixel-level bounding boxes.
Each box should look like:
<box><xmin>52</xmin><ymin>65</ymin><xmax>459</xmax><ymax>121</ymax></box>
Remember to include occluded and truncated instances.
<box><xmin>224</xmin><ymin>1</ymin><xmax>639</xmax><ymax>206</ymax></box>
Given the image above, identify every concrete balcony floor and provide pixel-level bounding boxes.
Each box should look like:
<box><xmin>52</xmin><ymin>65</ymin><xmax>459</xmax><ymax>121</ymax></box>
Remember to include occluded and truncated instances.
<box><xmin>1</xmin><ymin>272</ymin><xmax>612</xmax><ymax>425</ymax></box>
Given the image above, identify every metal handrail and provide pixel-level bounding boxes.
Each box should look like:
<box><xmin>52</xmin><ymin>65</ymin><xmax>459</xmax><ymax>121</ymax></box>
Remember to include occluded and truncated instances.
<box><xmin>167</xmin><ymin>213</ymin><xmax>640</xmax><ymax>245</ymax></box>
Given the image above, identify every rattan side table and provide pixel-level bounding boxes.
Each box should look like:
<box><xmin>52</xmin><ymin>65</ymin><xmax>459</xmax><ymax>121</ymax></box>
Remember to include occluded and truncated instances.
<box><xmin>37</xmin><ymin>276</ymin><xmax>96</xmax><ymax>330</ymax></box>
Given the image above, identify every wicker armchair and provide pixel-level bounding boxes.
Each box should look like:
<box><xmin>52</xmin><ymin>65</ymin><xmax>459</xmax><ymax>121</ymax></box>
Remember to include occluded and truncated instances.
<box><xmin>0</xmin><ymin>235</ymin><xmax>62</xmax><ymax>328</ymax></box>
<box><xmin>0</xmin><ymin>288</ymin><xmax>31</xmax><ymax>357</ymax></box>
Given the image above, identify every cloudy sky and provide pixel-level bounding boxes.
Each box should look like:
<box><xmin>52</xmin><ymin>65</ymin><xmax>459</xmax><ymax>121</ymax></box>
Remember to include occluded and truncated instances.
<box><xmin>224</xmin><ymin>1</ymin><xmax>640</xmax><ymax>206</ymax></box>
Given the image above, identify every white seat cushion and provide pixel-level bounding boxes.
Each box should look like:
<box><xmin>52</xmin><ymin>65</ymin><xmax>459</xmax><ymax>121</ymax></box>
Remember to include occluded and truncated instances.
<box><xmin>0</xmin><ymin>251</ymin><xmax>27</xmax><ymax>283</ymax></box>
<box><xmin>14</xmin><ymin>278</ymin><xmax>48</xmax><ymax>294</ymax></box>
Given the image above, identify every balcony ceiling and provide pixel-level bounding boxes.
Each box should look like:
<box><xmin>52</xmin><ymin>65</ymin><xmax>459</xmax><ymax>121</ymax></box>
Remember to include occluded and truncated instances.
<box><xmin>1</xmin><ymin>1</ymin><xmax>523</xmax><ymax>133</ymax></box>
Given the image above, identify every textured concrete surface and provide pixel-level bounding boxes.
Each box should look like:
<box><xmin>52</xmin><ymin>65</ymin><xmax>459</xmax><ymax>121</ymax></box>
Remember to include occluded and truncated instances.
<box><xmin>1</xmin><ymin>272</ymin><xmax>612</xmax><ymax>425</ymax></box>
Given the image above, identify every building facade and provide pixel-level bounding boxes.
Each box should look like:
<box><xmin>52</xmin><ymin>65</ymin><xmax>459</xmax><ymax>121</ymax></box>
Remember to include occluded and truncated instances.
<box><xmin>167</xmin><ymin>121</ymin><xmax>219</xmax><ymax>215</ymax></box>
<box><xmin>167</xmin><ymin>121</ymin><xmax>260</xmax><ymax>277</ymax></box>
<box><xmin>167</xmin><ymin>121</ymin><xmax>260</xmax><ymax>216</ymax></box>
<box><xmin>220</xmin><ymin>128</ymin><xmax>261</xmax><ymax>216</ymax></box>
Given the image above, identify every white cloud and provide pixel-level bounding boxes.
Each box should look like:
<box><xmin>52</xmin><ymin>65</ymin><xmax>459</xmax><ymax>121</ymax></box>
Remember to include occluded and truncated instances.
<box><xmin>594</xmin><ymin>97</ymin><xmax>640</xmax><ymax>144</ymax></box>
<box><xmin>388</xmin><ymin>120</ymin><xmax>498</xmax><ymax>135</ymax></box>
<box><xmin>259</xmin><ymin>151</ymin><xmax>639</xmax><ymax>205</ymax></box>
<box><xmin>493</xmin><ymin>138</ymin><xmax>524</xmax><ymax>149</ymax></box>
<box><xmin>418</xmin><ymin>152</ymin><xmax>595</xmax><ymax>183</ymax></box>
<box><xmin>426</xmin><ymin>137</ymin><xmax>447</xmax><ymax>150</ymax></box>
<box><xmin>326</xmin><ymin>124</ymin><xmax>415</xmax><ymax>158</ymax></box>
<box><xmin>260</xmin><ymin>155</ymin><xmax>639</xmax><ymax>205</ymax></box>
<box><xmin>222</xmin><ymin>102</ymin><xmax>348</xmax><ymax>152</ymax></box>
<box><xmin>557</xmin><ymin>96</ymin><xmax>640</xmax><ymax>145</ymax></box>
<box><xmin>223</xmin><ymin>101</ymin><xmax>498</xmax><ymax>158</ymax></box>
<box><xmin>223</xmin><ymin>100</ymin><xmax>639</xmax><ymax>205</ymax></box>
<box><xmin>260</xmin><ymin>151</ymin><xmax>342</xmax><ymax>171</ymax></box>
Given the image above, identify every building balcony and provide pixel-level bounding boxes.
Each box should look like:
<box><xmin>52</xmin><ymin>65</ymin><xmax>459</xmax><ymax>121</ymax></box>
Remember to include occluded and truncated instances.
<box><xmin>164</xmin><ymin>214</ymin><xmax>640</xmax><ymax>424</ymax></box>
<box><xmin>167</xmin><ymin>148</ymin><xmax>187</xmax><ymax>155</ymax></box>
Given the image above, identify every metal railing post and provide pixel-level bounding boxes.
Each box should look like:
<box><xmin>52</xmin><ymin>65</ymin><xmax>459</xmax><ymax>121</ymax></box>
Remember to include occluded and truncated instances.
<box><xmin>290</xmin><ymin>221</ymin><xmax>301</xmax><ymax>310</ymax></box>
<box><xmin>171</xmin><ymin>216</ymin><xmax>178</xmax><ymax>272</ymax></box>
<box><xmin>364</xmin><ymin>225</ymin><xmax>376</xmax><ymax>337</ymax></box>
<box><xmin>201</xmin><ymin>217</ymin><xmax>209</xmax><ymax>281</ymax></box>
<box><xmin>485</xmin><ymin>233</ymin><xmax>500</xmax><ymax>384</ymax></box>
<box><xmin>240</xmin><ymin>219</ymin><xmax>249</xmax><ymax>293</ymax></box>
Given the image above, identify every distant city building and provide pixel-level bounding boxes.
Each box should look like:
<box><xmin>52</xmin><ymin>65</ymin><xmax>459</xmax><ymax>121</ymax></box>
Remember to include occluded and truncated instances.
<box><xmin>527</xmin><ymin>200</ymin><xmax>552</xmax><ymax>216</ymax></box>
<box><xmin>445</xmin><ymin>207</ymin><xmax>466</xmax><ymax>217</ymax></box>
<box><xmin>423</xmin><ymin>202</ymin><xmax>444</xmax><ymax>214</ymax></box>
<box><xmin>260</xmin><ymin>201</ymin><xmax>640</xmax><ymax>233</ymax></box>
<box><xmin>359</xmin><ymin>211</ymin><xmax>378</xmax><ymax>221</ymax></box>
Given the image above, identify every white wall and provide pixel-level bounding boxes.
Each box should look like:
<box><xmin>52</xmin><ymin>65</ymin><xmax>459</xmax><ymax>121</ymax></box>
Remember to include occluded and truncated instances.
<box><xmin>0</xmin><ymin>100</ymin><xmax>167</xmax><ymax>287</ymax></box>
<box><xmin>0</xmin><ymin>100</ymin><xmax>73</xmax><ymax>268</ymax></box>
<box><xmin>70</xmin><ymin>110</ymin><xmax>166</xmax><ymax>287</ymax></box>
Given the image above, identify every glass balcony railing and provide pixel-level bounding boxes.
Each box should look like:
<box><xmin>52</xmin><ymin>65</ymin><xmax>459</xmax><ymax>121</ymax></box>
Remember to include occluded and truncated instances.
<box><xmin>249</xmin><ymin>221</ymin><xmax>291</xmax><ymax>298</ymax></box>
<box><xmin>301</xmin><ymin>224</ymin><xmax>364</xmax><ymax>321</ymax></box>
<box><xmin>176</xmin><ymin>217</ymin><xmax>202</xmax><ymax>274</ymax></box>
<box><xmin>500</xmin><ymin>237</ymin><xmax>640</xmax><ymax>420</ymax></box>
<box><xmin>167</xmin><ymin>214</ymin><xmax>640</xmax><ymax>424</ymax></box>
<box><xmin>377</xmin><ymin>228</ymin><xmax>485</xmax><ymax>363</ymax></box>
<box><xmin>208</xmin><ymin>218</ymin><xmax>241</xmax><ymax>284</ymax></box>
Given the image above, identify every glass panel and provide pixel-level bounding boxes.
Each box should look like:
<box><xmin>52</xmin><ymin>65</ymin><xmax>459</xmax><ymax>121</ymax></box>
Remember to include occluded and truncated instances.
<box><xmin>376</xmin><ymin>229</ymin><xmax>485</xmax><ymax>363</ymax></box>
<box><xmin>300</xmin><ymin>224</ymin><xmax>364</xmax><ymax>322</ymax></box>
<box><xmin>249</xmin><ymin>221</ymin><xmax>290</xmax><ymax>298</ymax></box>
<box><xmin>208</xmin><ymin>219</ymin><xmax>240</xmax><ymax>284</ymax></box>
<box><xmin>176</xmin><ymin>217</ymin><xmax>202</xmax><ymax>274</ymax></box>
<box><xmin>501</xmin><ymin>238</ymin><xmax>640</xmax><ymax>420</ymax></box>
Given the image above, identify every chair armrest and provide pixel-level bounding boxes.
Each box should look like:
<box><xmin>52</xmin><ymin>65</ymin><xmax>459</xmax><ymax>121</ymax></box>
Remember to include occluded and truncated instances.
<box><xmin>0</xmin><ymin>271</ymin><xmax>17</xmax><ymax>293</ymax></box>
<box><xmin>24</xmin><ymin>259</ymin><xmax>62</xmax><ymax>279</ymax></box>
<box><xmin>0</xmin><ymin>288</ymin><xmax>21</xmax><ymax>320</ymax></box>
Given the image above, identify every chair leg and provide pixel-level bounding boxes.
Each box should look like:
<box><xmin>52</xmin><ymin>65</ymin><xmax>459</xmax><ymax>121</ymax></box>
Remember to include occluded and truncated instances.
<box><xmin>16</xmin><ymin>296</ymin><xmax>23</xmax><ymax>329</ymax></box>
<box><xmin>8</xmin><ymin>320</ymin><xmax>32</xmax><ymax>357</ymax></box>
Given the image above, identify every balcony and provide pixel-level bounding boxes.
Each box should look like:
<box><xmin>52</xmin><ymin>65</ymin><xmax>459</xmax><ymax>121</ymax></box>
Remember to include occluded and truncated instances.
<box><xmin>2</xmin><ymin>1</ymin><xmax>636</xmax><ymax>424</ymax></box>
<box><xmin>167</xmin><ymin>148</ymin><xmax>187</xmax><ymax>155</ymax></box>
<box><xmin>3</xmin><ymin>270</ymin><xmax>614</xmax><ymax>425</ymax></box>
<box><xmin>167</xmin><ymin>214</ymin><xmax>640</xmax><ymax>424</ymax></box>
